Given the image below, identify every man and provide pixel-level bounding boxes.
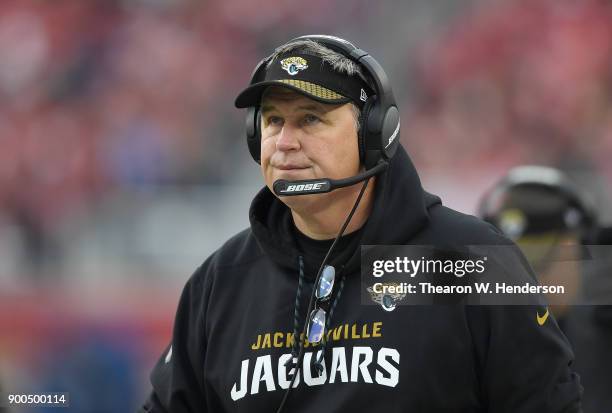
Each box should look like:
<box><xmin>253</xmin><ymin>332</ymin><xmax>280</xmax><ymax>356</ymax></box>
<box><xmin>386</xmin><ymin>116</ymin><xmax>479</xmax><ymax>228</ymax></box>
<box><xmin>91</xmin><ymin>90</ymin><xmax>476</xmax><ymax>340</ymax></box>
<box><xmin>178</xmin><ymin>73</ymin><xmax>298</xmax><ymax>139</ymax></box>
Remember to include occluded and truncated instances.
<box><xmin>140</xmin><ymin>35</ymin><xmax>582</xmax><ymax>412</ymax></box>
<box><xmin>478</xmin><ymin>166</ymin><xmax>597</xmax><ymax>320</ymax></box>
<box><xmin>479</xmin><ymin>165</ymin><xmax>611</xmax><ymax>412</ymax></box>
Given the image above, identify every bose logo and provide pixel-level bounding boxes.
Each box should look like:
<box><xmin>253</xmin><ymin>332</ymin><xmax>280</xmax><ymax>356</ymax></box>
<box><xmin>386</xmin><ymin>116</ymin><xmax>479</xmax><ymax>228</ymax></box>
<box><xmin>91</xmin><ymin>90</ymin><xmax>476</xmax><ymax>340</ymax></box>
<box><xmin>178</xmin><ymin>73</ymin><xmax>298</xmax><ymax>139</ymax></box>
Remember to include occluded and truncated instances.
<box><xmin>384</xmin><ymin>120</ymin><xmax>401</xmax><ymax>149</ymax></box>
<box><xmin>281</xmin><ymin>183</ymin><xmax>325</xmax><ymax>193</ymax></box>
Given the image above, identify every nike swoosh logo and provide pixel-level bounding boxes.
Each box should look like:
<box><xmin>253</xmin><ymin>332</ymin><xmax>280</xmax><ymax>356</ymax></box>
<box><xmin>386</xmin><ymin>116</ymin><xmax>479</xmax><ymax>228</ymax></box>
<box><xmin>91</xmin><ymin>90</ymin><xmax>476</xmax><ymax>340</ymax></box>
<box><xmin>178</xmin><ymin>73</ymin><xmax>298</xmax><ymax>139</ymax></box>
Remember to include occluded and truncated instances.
<box><xmin>537</xmin><ymin>309</ymin><xmax>550</xmax><ymax>326</ymax></box>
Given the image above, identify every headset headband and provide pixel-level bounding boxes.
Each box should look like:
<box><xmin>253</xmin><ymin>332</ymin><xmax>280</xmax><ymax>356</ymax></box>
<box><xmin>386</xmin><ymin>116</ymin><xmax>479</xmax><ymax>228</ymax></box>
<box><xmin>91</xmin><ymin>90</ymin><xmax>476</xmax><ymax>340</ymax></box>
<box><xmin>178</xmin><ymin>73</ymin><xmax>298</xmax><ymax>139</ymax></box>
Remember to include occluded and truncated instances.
<box><xmin>248</xmin><ymin>35</ymin><xmax>396</xmax><ymax>109</ymax></box>
<box><xmin>240</xmin><ymin>34</ymin><xmax>400</xmax><ymax>169</ymax></box>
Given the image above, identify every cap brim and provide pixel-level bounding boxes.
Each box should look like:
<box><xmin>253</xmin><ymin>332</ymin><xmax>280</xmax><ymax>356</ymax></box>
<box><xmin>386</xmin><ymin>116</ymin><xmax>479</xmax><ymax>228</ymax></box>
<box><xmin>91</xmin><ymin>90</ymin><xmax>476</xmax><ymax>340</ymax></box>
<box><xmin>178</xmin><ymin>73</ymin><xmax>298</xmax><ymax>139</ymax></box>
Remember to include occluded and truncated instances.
<box><xmin>234</xmin><ymin>79</ymin><xmax>351</xmax><ymax>108</ymax></box>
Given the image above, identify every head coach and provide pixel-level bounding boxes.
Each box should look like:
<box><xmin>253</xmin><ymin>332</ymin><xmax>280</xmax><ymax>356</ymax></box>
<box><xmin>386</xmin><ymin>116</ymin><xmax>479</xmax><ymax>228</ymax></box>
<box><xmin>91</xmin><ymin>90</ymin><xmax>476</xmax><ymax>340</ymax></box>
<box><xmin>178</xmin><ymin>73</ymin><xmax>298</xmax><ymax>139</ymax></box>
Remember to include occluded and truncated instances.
<box><xmin>140</xmin><ymin>35</ymin><xmax>582</xmax><ymax>413</ymax></box>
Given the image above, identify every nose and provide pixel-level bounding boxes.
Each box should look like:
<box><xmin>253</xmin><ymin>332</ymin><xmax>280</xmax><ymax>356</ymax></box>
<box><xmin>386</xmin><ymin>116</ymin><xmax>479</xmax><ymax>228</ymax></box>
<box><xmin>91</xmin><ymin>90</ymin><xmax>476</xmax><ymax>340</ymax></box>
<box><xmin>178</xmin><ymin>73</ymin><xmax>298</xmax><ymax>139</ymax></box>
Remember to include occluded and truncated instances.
<box><xmin>275</xmin><ymin>123</ymin><xmax>301</xmax><ymax>152</ymax></box>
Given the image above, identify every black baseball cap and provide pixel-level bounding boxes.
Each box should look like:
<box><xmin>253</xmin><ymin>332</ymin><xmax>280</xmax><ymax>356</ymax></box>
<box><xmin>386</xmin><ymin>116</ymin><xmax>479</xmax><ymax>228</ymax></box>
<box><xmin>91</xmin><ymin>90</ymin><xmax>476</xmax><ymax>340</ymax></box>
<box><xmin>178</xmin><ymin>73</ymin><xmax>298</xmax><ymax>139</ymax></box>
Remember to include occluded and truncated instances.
<box><xmin>480</xmin><ymin>166</ymin><xmax>591</xmax><ymax>239</ymax></box>
<box><xmin>491</xmin><ymin>186</ymin><xmax>584</xmax><ymax>237</ymax></box>
<box><xmin>234</xmin><ymin>52</ymin><xmax>371</xmax><ymax>108</ymax></box>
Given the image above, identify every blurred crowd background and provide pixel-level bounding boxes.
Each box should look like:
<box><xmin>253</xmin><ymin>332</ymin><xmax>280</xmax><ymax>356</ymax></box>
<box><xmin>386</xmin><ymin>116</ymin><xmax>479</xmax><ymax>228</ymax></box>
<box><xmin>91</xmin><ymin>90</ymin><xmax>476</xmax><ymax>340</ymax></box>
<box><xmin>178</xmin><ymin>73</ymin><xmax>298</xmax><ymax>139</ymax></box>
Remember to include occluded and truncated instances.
<box><xmin>0</xmin><ymin>0</ymin><xmax>610</xmax><ymax>411</ymax></box>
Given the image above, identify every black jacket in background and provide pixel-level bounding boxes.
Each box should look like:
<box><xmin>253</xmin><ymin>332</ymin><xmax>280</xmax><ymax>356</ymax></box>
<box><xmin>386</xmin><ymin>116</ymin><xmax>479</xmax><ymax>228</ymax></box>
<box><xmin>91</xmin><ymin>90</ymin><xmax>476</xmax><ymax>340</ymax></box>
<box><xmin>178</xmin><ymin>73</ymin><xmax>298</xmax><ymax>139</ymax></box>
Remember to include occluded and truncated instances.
<box><xmin>140</xmin><ymin>146</ymin><xmax>582</xmax><ymax>412</ymax></box>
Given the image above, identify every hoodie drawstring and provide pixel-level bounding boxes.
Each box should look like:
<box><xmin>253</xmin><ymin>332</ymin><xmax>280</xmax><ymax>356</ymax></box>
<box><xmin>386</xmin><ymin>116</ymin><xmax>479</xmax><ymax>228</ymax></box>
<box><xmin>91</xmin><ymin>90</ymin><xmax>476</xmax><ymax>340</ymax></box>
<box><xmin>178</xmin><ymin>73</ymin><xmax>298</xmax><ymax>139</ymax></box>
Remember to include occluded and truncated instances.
<box><xmin>284</xmin><ymin>256</ymin><xmax>306</xmax><ymax>371</ymax></box>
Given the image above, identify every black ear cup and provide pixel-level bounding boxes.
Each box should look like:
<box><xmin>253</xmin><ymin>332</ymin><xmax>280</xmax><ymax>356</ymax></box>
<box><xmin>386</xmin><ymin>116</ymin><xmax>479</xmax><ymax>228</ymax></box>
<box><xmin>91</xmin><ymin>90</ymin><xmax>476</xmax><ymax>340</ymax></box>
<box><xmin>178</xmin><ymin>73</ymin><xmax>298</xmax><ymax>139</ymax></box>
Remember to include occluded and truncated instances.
<box><xmin>244</xmin><ymin>57</ymin><xmax>270</xmax><ymax>164</ymax></box>
<box><xmin>380</xmin><ymin>105</ymin><xmax>400</xmax><ymax>160</ymax></box>
<box><xmin>246</xmin><ymin>107</ymin><xmax>261</xmax><ymax>164</ymax></box>
<box><xmin>569</xmin><ymin>193</ymin><xmax>597</xmax><ymax>244</ymax></box>
<box><xmin>359</xmin><ymin>98</ymin><xmax>400</xmax><ymax>170</ymax></box>
<box><xmin>357</xmin><ymin>98</ymin><xmax>375</xmax><ymax>163</ymax></box>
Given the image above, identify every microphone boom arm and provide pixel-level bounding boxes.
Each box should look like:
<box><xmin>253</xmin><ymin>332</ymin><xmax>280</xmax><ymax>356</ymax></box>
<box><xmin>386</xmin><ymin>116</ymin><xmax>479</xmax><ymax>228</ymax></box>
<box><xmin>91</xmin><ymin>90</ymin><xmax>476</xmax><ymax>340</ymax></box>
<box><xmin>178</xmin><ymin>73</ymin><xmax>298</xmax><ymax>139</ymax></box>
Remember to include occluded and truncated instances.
<box><xmin>273</xmin><ymin>161</ymin><xmax>388</xmax><ymax>196</ymax></box>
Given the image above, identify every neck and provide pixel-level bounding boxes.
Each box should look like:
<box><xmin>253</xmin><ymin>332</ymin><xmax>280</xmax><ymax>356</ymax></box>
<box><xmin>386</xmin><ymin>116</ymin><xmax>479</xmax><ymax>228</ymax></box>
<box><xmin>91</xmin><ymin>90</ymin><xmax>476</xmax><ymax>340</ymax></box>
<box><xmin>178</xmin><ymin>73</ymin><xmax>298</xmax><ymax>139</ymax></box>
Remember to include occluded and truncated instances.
<box><xmin>290</xmin><ymin>180</ymin><xmax>375</xmax><ymax>240</ymax></box>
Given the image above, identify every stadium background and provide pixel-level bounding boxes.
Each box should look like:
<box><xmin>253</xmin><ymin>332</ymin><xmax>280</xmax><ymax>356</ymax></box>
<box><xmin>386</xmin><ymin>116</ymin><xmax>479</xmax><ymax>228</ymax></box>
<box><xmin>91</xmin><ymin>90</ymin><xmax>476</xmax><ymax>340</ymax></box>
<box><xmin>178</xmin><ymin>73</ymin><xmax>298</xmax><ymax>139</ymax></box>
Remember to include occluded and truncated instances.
<box><xmin>0</xmin><ymin>0</ymin><xmax>610</xmax><ymax>411</ymax></box>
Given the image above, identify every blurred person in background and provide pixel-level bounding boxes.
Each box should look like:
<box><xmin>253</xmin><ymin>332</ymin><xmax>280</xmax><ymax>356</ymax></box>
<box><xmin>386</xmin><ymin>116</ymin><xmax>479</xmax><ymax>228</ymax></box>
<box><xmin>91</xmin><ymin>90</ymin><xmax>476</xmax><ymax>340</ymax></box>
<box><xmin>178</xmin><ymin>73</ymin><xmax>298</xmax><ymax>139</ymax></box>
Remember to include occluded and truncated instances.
<box><xmin>479</xmin><ymin>166</ymin><xmax>597</xmax><ymax>320</ymax></box>
<box><xmin>480</xmin><ymin>165</ymin><xmax>612</xmax><ymax>412</ymax></box>
<box><xmin>141</xmin><ymin>35</ymin><xmax>582</xmax><ymax>413</ymax></box>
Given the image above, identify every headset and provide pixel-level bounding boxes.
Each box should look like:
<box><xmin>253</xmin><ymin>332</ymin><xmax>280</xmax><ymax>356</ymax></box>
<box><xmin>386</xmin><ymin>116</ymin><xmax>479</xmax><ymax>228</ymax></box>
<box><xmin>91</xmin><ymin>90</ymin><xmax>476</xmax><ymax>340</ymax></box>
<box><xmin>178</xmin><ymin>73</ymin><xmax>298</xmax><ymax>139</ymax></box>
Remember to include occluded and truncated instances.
<box><xmin>243</xmin><ymin>35</ymin><xmax>400</xmax><ymax>195</ymax></box>
<box><xmin>479</xmin><ymin>166</ymin><xmax>598</xmax><ymax>244</ymax></box>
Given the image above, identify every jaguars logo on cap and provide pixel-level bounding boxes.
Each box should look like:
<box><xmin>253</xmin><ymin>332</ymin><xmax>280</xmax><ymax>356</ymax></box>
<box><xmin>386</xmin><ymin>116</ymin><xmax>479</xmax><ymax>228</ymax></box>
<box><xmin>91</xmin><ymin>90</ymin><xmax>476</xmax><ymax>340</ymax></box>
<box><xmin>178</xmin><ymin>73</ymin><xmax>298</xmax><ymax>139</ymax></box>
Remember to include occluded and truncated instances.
<box><xmin>498</xmin><ymin>209</ymin><xmax>527</xmax><ymax>240</ymax></box>
<box><xmin>280</xmin><ymin>57</ymin><xmax>308</xmax><ymax>76</ymax></box>
<box><xmin>367</xmin><ymin>283</ymin><xmax>407</xmax><ymax>312</ymax></box>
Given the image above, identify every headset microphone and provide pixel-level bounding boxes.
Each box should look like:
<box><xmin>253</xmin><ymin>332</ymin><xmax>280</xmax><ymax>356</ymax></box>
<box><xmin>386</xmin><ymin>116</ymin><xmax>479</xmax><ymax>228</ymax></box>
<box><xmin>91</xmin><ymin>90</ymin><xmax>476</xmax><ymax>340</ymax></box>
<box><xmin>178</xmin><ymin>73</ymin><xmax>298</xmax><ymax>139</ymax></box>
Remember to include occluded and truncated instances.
<box><xmin>273</xmin><ymin>161</ymin><xmax>387</xmax><ymax>196</ymax></box>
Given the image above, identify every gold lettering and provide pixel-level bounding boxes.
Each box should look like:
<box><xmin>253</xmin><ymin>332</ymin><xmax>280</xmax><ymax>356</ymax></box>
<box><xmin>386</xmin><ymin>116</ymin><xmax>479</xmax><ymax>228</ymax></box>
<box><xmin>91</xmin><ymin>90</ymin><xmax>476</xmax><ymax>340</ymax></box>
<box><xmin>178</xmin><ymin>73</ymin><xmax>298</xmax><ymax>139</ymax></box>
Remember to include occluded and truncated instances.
<box><xmin>351</xmin><ymin>324</ymin><xmax>361</xmax><ymax>339</ymax></box>
<box><xmin>262</xmin><ymin>334</ymin><xmax>272</xmax><ymax>349</ymax></box>
<box><xmin>362</xmin><ymin>324</ymin><xmax>371</xmax><ymax>338</ymax></box>
<box><xmin>274</xmin><ymin>332</ymin><xmax>283</xmax><ymax>348</ymax></box>
<box><xmin>333</xmin><ymin>326</ymin><xmax>342</xmax><ymax>341</ymax></box>
<box><xmin>286</xmin><ymin>333</ymin><xmax>294</xmax><ymax>348</ymax></box>
<box><xmin>251</xmin><ymin>334</ymin><xmax>262</xmax><ymax>350</ymax></box>
<box><xmin>344</xmin><ymin>324</ymin><xmax>349</xmax><ymax>340</ymax></box>
<box><xmin>372</xmin><ymin>322</ymin><xmax>382</xmax><ymax>338</ymax></box>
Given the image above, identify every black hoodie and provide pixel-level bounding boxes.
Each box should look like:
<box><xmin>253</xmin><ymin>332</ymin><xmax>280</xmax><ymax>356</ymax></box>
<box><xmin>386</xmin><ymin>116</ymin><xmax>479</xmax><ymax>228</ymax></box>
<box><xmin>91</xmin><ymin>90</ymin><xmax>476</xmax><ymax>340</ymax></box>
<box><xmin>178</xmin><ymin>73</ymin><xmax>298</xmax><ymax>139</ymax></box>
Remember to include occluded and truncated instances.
<box><xmin>141</xmin><ymin>146</ymin><xmax>582</xmax><ymax>412</ymax></box>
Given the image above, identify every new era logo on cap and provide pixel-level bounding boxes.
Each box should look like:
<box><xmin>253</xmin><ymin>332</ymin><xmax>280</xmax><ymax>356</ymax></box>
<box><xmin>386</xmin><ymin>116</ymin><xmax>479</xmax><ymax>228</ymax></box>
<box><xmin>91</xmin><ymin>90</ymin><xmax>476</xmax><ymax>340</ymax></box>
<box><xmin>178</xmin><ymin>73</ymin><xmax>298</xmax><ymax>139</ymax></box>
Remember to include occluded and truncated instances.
<box><xmin>360</xmin><ymin>88</ymin><xmax>368</xmax><ymax>102</ymax></box>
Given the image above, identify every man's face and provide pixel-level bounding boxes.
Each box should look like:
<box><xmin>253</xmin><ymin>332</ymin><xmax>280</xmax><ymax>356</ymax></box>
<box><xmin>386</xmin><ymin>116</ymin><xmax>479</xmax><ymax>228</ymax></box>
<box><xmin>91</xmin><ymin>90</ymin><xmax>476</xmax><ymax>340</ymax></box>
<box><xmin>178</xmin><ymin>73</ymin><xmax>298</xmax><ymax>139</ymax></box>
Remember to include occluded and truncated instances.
<box><xmin>259</xmin><ymin>87</ymin><xmax>360</xmax><ymax>209</ymax></box>
<box><xmin>516</xmin><ymin>233</ymin><xmax>582</xmax><ymax>318</ymax></box>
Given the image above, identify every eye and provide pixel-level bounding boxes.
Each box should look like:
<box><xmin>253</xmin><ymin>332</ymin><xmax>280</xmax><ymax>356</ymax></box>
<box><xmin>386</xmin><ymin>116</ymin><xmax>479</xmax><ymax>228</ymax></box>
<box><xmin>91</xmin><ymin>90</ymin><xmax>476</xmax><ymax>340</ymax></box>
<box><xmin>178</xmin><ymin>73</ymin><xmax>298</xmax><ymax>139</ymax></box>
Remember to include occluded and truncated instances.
<box><xmin>303</xmin><ymin>114</ymin><xmax>320</xmax><ymax>126</ymax></box>
<box><xmin>266</xmin><ymin>115</ymin><xmax>283</xmax><ymax>127</ymax></box>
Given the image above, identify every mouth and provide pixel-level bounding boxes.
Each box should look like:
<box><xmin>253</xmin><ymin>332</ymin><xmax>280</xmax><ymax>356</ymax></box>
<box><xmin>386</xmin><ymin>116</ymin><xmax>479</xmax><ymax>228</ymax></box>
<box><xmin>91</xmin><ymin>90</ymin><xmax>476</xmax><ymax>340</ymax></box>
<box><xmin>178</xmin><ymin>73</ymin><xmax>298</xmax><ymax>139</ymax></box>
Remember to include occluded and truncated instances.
<box><xmin>272</xmin><ymin>165</ymin><xmax>312</xmax><ymax>181</ymax></box>
<box><xmin>274</xmin><ymin>164</ymin><xmax>311</xmax><ymax>171</ymax></box>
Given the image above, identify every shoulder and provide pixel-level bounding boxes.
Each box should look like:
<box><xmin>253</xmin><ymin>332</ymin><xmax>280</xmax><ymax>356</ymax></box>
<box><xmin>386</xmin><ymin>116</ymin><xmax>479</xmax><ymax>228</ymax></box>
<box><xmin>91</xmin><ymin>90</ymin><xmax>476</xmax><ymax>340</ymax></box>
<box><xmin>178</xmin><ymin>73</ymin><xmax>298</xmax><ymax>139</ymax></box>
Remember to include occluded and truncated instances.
<box><xmin>215</xmin><ymin>227</ymin><xmax>264</xmax><ymax>267</ymax></box>
<box><xmin>419</xmin><ymin>203</ymin><xmax>539</xmax><ymax>286</ymax></box>
<box><xmin>196</xmin><ymin>227</ymin><xmax>265</xmax><ymax>276</ymax></box>
<box><xmin>418</xmin><ymin>203</ymin><xmax>513</xmax><ymax>246</ymax></box>
<box><xmin>183</xmin><ymin>227</ymin><xmax>265</xmax><ymax>299</ymax></box>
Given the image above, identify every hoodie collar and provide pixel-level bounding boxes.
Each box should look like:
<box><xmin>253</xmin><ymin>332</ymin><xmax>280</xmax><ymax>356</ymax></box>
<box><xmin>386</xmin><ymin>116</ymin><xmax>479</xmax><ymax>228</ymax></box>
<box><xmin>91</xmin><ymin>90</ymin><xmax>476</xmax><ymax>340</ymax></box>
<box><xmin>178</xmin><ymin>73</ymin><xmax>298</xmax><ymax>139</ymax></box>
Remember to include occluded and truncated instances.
<box><xmin>249</xmin><ymin>145</ymin><xmax>441</xmax><ymax>274</ymax></box>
